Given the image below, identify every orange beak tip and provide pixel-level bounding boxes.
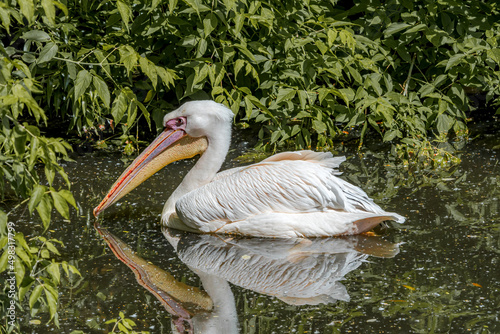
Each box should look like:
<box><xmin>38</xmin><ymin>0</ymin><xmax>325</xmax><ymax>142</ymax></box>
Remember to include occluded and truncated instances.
<box><xmin>93</xmin><ymin>206</ymin><xmax>100</xmax><ymax>218</ymax></box>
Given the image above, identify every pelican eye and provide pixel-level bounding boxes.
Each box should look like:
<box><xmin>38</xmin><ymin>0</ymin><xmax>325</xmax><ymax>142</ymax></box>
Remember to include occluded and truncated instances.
<box><xmin>175</xmin><ymin>118</ymin><xmax>184</xmax><ymax>127</ymax></box>
<box><xmin>165</xmin><ymin>117</ymin><xmax>186</xmax><ymax>129</ymax></box>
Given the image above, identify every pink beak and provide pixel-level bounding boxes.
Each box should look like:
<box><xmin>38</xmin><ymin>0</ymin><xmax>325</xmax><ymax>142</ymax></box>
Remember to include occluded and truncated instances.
<box><xmin>93</xmin><ymin>129</ymin><xmax>208</xmax><ymax>217</ymax></box>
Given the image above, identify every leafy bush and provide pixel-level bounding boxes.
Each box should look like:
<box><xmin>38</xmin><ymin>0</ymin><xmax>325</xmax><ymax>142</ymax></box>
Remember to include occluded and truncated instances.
<box><xmin>0</xmin><ymin>227</ymin><xmax>81</xmax><ymax>330</ymax></box>
<box><xmin>2</xmin><ymin>0</ymin><xmax>499</xmax><ymax>156</ymax></box>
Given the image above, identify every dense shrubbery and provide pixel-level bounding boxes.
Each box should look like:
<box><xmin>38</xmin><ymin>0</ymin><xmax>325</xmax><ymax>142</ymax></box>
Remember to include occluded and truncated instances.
<box><xmin>1</xmin><ymin>0</ymin><xmax>499</xmax><ymax>330</ymax></box>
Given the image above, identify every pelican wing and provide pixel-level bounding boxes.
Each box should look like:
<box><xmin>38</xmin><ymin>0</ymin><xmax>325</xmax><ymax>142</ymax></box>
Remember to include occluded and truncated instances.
<box><xmin>174</xmin><ymin>151</ymin><xmax>404</xmax><ymax>236</ymax></box>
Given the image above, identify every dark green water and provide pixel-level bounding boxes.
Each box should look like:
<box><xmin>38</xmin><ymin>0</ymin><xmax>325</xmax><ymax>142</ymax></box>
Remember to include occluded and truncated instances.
<box><xmin>13</xmin><ymin>127</ymin><xmax>500</xmax><ymax>333</ymax></box>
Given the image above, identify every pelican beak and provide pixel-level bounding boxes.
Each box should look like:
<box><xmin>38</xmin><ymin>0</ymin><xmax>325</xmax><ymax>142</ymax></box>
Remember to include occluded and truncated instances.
<box><xmin>93</xmin><ymin>129</ymin><xmax>208</xmax><ymax>217</ymax></box>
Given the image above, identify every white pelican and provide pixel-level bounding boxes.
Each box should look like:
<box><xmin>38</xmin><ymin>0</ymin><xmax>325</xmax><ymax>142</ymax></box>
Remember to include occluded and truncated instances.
<box><xmin>93</xmin><ymin>100</ymin><xmax>405</xmax><ymax>237</ymax></box>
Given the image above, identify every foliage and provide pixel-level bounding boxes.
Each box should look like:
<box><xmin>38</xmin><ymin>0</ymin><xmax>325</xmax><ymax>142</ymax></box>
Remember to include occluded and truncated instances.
<box><xmin>68</xmin><ymin>311</ymin><xmax>151</xmax><ymax>334</ymax></box>
<box><xmin>0</xmin><ymin>227</ymin><xmax>81</xmax><ymax>331</ymax></box>
<box><xmin>103</xmin><ymin>311</ymin><xmax>151</xmax><ymax>334</ymax></box>
<box><xmin>338</xmin><ymin>0</ymin><xmax>500</xmax><ymax>159</ymax></box>
<box><xmin>1</xmin><ymin>38</ymin><xmax>79</xmax><ymax>330</ymax></box>
<box><xmin>0</xmin><ymin>56</ymin><xmax>77</xmax><ymax>223</ymax></box>
<box><xmin>2</xmin><ymin>0</ymin><xmax>499</xmax><ymax>156</ymax></box>
<box><xmin>66</xmin><ymin>311</ymin><xmax>150</xmax><ymax>334</ymax></box>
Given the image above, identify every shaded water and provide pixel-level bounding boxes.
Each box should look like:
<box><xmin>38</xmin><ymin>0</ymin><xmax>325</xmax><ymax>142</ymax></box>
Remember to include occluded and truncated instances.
<box><xmin>13</xmin><ymin>126</ymin><xmax>500</xmax><ymax>333</ymax></box>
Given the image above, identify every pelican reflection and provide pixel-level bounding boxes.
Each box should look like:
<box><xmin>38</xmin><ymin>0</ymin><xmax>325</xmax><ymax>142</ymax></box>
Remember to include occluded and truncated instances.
<box><xmin>95</xmin><ymin>223</ymin><xmax>399</xmax><ymax>333</ymax></box>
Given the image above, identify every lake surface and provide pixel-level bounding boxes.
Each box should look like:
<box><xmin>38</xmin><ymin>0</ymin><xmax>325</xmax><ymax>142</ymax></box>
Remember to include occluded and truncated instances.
<box><xmin>15</xmin><ymin>123</ymin><xmax>499</xmax><ymax>333</ymax></box>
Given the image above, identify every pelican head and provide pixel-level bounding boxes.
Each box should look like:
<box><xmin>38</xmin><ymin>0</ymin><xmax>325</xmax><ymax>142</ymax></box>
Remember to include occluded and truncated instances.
<box><xmin>93</xmin><ymin>100</ymin><xmax>234</xmax><ymax>217</ymax></box>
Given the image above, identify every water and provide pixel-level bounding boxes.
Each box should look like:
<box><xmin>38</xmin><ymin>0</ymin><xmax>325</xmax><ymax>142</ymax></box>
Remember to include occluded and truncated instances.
<box><xmin>12</xmin><ymin>124</ymin><xmax>499</xmax><ymax>333</ymax></box>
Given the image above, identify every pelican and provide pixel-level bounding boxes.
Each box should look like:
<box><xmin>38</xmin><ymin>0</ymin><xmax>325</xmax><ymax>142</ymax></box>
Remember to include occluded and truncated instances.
<box><xmin>93</xmin><ymin>100</ymin><xmax>405</xmax><ymax>237</ymax></box>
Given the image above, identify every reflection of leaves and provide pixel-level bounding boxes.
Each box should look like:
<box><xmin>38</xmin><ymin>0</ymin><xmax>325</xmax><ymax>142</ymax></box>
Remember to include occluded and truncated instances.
<box><xmin>0</xmin><ymin>231</ymin><xmax>82</xmax><ymax>328</ymax></box>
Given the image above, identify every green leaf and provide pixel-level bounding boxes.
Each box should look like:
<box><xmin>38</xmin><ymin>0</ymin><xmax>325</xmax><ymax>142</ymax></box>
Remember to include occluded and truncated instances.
<box><xmin>139</xmin><ymin>57</ymin><xmax>158</xmax><ymax>88</ymax></box>
<box><xmin>203</xmin><ymin>13</ymin><xmax>217</xmax><ymax>36</ymax></box>
<box><xmin>29</xmin><ymin>285</ymin><xmax>44</xmax><ymax>309</ymax></box>
<box><xmin>137</xmin><ymin>101</ymin><xmax>151</xmax><ymax>129</ymax></box>
<box><xmin>41</xmin><ymin>0</ymin><xmax>56</xmax><ymax>25</ymax></box>
<box><xmin>0</xmin><ymin>250</ymin><xmax>8</xmax><ymax>273</ymax></box>
<box><xmin>122</xmin><ymin>319</ymin><xmax>133</xmax><ymax>329</ymax></box>
<box><xmin>436</xmin><ymin>113</ymin><xmax>453</xmax><ymax>134</ymax></box>
<box><xmin>419</xmin><ymin>83</ymin><xmax>435</xmax><ymax>97</ymax></box>
<box><xmin>66</xmin><ymin>61</ymin><xmax>77</xmax><ymax>80</ymax></box>
<box><xmin>234</xmin><ymin>44</ymin><xmax>256</xmax><ymax>61</ymax></box>
<box><xmin>270</xmin><ymin>130</ymin><xmax>281</xmax><ymax>144</ymax></box>
<box><xmin>383</xmin><ymin>129</ymin><xmax>399</xmax><ymax>142</ymax></box>
<box><xmin>244</xmin><ymin>95</ymin><xmax>255</xmax><ymax>119</ymax></box>
<box><xmin>28</xmin><ymin>184</ymin><xmax>46</xmax><ymax>214</ymax></box>
<box><xmin>45</xmin><ymin>241</ymin><xmax>61</xmax><ymax>255</ymax></box>
<box><xmin>0</xmin><ymin>7</ymin><xmax>11</xmax><ymax>33</ymax></box>
<box><xmin>445</xmin><ymin>54</ymin><xmax>465</xmax><ymax>71</ymax></box>
<box><xmin>38</xmin><ymin>42</ymin><xmax>58</xmax><ymax>64</ymax></box>
<box><xmin>404</xmin><ymin>23</ymin><xmax>427</xmax><ymax>34</ymax></box>
<box><xmin>245</xmin><ymin>94</ymin><xmax>270</xmax><ymax>115</ymax></box>
<box><xmin>312</xmin><ymin>119</ymin><xmax>327</xmax><ymax>134</ymax></box>
<box><xmin>297</xmin><ymin>91</ymin><xmax>307</xmax><ymax>110</ymax></box>
<box><xmin>127</xmin><ymin>101</ymin><xmax>138</xmax><ymax>126</ymax></box>
<box><xmin>14</xmin><ymin>233</ymin><xmax>30</xmax><ymax>251</ymax></box>
<box><xmin>41</xmin><ymin>249</ymin><xmax>50</xmax><ymax>258</ymax></box>
<box><xmin>192</xmin><ymin>63</ymin><xmax>208</xmax><ymax>87</ymax></box>
<box><xmin>13</xmin><ymin>125</ymin><xmax>27</xmax><ymax>156</ymax></box>
<box><xmin>0</xmin><ymin>216</ymin><xmax>5</xmax><ymax>238</ymax></box>
<box><xmin>347</xmin><ymin>66</ymin><xmax>362</xmax><ymax>84</ymax></box>
<box><xmin>68</xmin><ymin>264</ymin><xmax>81</xmax><ymax>276</ymax></box>
<box><xmin>18</xmin><ymin>0</ymin><xmax>35</xmax><ymax>24</ymax></box>
<box><xmin>16</xmin><ymin>247</ymin><xmax>30</xmax><ymax>265</ymax></box>
<box><xmin>118</xmin><ymin>322</ymin><xmax>129</xmax><ymax>333</ymax></box>
<box><xmin>19</xmin><ymin>279</ymin><xmax>35</xmax><ymax>303</ymax></box>
<box><xmin>111</xmin><ymin>91</ymin><xmax>128</xmax><ymax>124</ymax></box>
<box><xmin>369</xmin><ymin>74</ymin><xmax>383</xmax><ymax>96</ymax></box>
<box><xmin>183</xmin><ymin>0</ymin><xmax>209</xmax><ymax>14</ymax></box>
<box><xmin>22</xmin><ymin>30</ymin><xmax>50</xmax><ymax>42</ymax></box>
<box><xmin>149</xmin><ymin>0</ymin><xmax>162</xmax><ymax>11</ymax></box>
<box><xmin>384</xmin><ymin>23</ymin><xmax>410</xmax><ymax>37</ymax></box>
<box><xmin>425</xmin><ymin>28</ymin><xmax>448</xmax><ymax>46</ymax></box>
<box><xmin>14</xmin><ymin>256</ymin><xmax>25</xmax><ymax>288</ymax></box>
<box><xmin>53</xmin><ymin>0</ymin><xmax>68</xmax><ymax>16</ymax></box>
<box><xmin>124</xmin><ymin>318</ymin><xmax>136</xmax><ymax>327</ymax></box>
<box><xmin>47</xmin><ymin>262</ymin><xmax>61</xmax><ymax>285</ymax></box>
<box><xmin>74</xmin><ymin>70</ymin><xmax>92</xmax><ymax>101</ymax></box>
<box><xmin>487</xmin><ymin>48</ymin><xmax>500</xmax><ymax>65</ymax></box>
<box><xmin>50</xmin><ymin>190</ymin><xmax>69</xmax><ymax>219</ymax></box>
<box><xmin>28</xmin><ymin>135</ymin><xmax>39</xmax><ymax>166</ymax></box>
<box><xmin>327</xmin><ymin>29</ymin><xmax>338</xmax><ymax>47</ymax></box>
<box><xmin>315</xmin><ymin>40</ymin><xmax>328</xmax><ymax>55</ymax></box>
<box><xmin>117</xmin><ymin>0</ymin><xmax>132</xmax><ymax>28</ymax></box>
<box><xmin>93</xmin><ymin>76</ymin><xmax>110</xmax><ymax>107</ymax></box>
<box><xmin>157</xmin><ymin>67</ymin><xmax>177</xmax><ymax>88</ymax></box>
<box><xmin>12</xmin><ymin>60</ymin><xmax>32</xmax><ymax>78</ymax></box>
<box><xmin>58</xmin><ymin>189</ymin><xmax>77</xmax><ymax>210</ymax></box>
<box><xmin>234</xmin><ymin>59</ymin><xmax>245</xmax><ymax>78</ymax></box>
<box><xmin>276</xmin><ymin>88</ymin><xmax>296</xmax><ymax>104</ymax></box>
<box><xmin>119</xmin><ymin>45</ymin><xmax>138</xmax><ymax>74</ymax></box>
<box><xmin>318</xmin><ymin>88</ymin><xmax>330</xmax><ymax>104</ymax></box>
<box><xmin>36</xmin><ymin>195</ymin><xmax>52</xmax><ymax>229</ymax></box>
<box><xmin>44</xmin><ymin>287</ymin><xmax>58</xmax><ymax>320</ymax></box>
<box><xmin>291</xmin><ymin>124</ymin><xmax>301</xmax><ymax>136</ymax></box>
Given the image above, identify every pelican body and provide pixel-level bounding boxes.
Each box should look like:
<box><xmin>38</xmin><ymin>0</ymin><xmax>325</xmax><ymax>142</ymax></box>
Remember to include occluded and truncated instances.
<box><xmin>93</xmin><ymin>101</ymin><xmax>405</xmax><ymax>237</ymax></box>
